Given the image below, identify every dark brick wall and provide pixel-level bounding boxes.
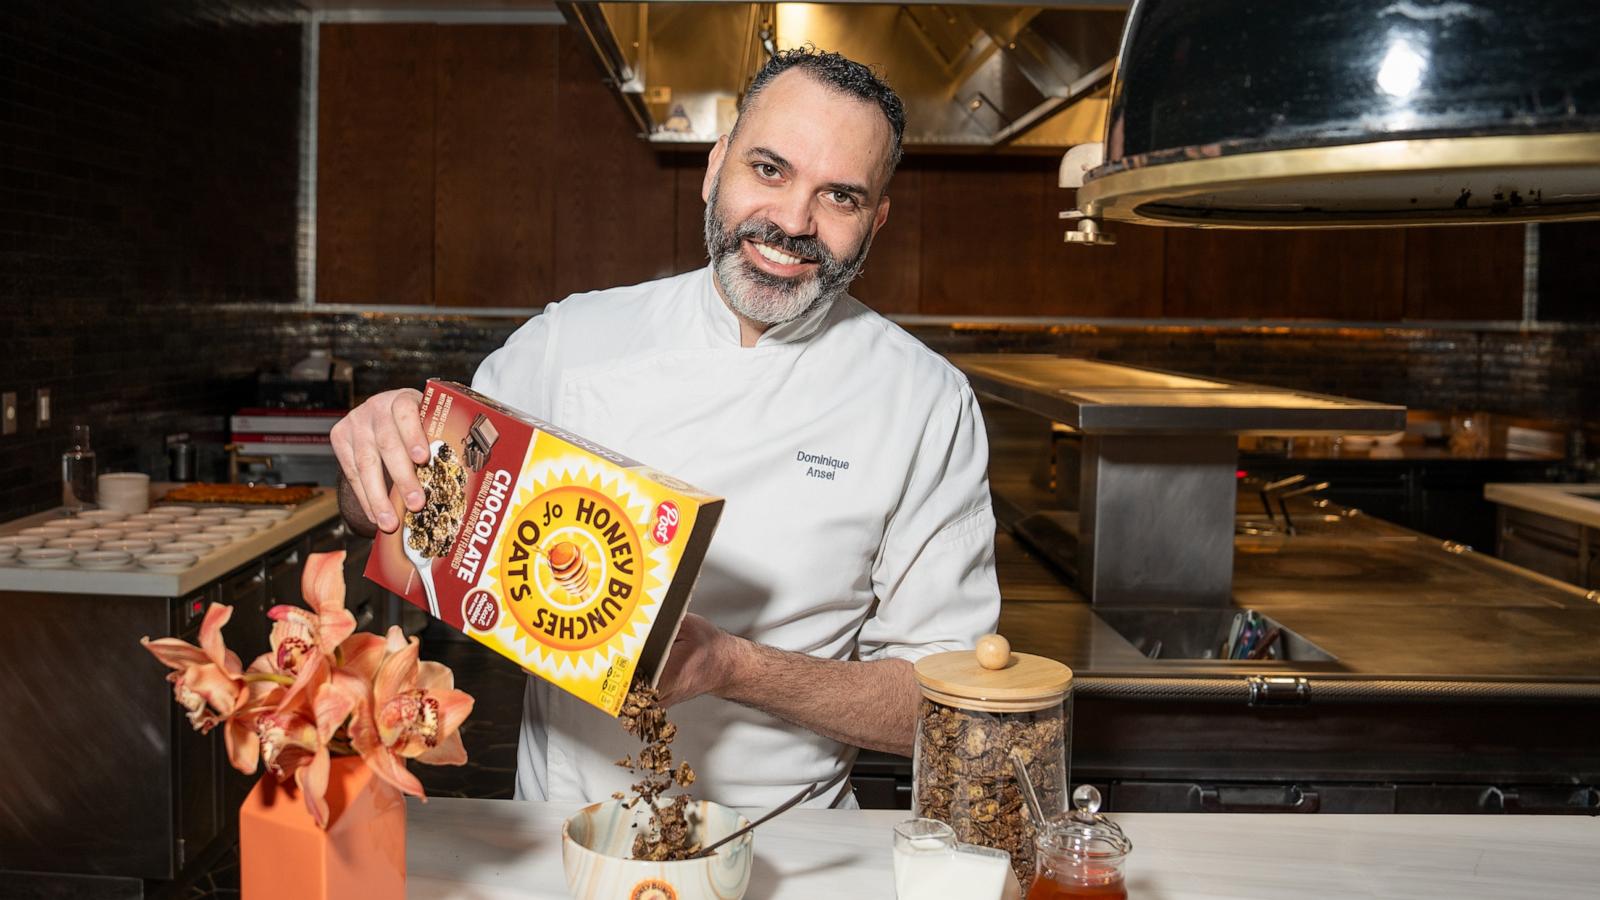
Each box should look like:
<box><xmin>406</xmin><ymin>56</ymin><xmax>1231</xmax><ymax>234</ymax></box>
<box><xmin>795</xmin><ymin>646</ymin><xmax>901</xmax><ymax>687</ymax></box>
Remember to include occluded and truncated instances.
<box><xmin>251</xmin><ymin>309</ymin><xmax>1600</xmax><ymax>428</ymax></box>
<box><xmin>1</xmin><ymin>1</ymin><xmax>303</xmax><ymax>518</ymax></box>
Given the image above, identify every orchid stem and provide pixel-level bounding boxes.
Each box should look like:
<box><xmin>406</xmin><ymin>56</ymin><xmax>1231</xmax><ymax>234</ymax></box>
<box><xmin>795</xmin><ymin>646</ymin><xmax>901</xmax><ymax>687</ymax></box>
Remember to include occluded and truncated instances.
<box><xmin>244</xmin><ymin>673</ymin><xmax>296</xmax><ymax>686</ymax></box>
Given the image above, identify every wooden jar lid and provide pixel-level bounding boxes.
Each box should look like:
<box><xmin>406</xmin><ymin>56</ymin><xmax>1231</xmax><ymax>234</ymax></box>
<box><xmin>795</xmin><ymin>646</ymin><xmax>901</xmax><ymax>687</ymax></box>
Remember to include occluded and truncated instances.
<box><xmin>914</xmin><ymin>634</ymin><xmax>1073</xmax><ymax>713</ymax></box>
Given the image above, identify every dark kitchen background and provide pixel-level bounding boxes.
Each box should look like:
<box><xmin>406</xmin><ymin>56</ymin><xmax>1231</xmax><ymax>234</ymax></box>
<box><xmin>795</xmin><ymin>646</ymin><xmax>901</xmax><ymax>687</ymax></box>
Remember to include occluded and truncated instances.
<box><xmin>5</xmin><ymin>0</ymin><xmax>1598</xmax><ymax>524</ymax></box>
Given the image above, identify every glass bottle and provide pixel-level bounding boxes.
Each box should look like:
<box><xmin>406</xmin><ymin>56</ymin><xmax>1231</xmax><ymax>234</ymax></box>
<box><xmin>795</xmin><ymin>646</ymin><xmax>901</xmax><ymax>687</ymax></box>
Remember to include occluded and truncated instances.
<box><xmin>62</xmin><ymin>424</ymin><xmax>97</xmax><ymax>511</ymax></box>
<box><xmin>1026</xmin><ymin>786</ymin><xmax>1132</xmax><ymax>900</ymax></box>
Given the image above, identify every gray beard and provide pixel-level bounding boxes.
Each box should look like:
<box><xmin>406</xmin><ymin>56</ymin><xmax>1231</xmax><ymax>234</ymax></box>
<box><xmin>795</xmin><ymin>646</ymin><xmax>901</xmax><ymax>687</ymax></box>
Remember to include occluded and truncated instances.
<box><xmin>703</xmin><ymin>177</ymin><xmax>873</xmax><ymax>327</ymax></box>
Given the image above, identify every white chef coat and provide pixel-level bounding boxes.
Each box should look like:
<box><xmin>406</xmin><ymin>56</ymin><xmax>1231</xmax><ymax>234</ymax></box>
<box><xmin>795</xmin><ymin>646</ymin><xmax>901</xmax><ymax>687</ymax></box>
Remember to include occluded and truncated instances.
<box><xmin>471</xmin><ymin>265</ymin><xmax>1000</xmax><ymax>810</ymax></box>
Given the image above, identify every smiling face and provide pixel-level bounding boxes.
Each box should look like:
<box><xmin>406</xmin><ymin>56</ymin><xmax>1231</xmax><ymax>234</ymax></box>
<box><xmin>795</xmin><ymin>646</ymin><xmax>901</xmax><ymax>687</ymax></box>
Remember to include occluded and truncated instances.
<box><xmin>702</xmin><ymin>69</ymin><xmax>894</xmax><ymax>328</ymax></box>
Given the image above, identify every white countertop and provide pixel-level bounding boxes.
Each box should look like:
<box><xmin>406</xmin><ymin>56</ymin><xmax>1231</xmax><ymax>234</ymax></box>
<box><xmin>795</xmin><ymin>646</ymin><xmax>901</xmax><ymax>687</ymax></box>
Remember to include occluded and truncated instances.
<box><xmin>1485</xmin><ymin>483</ymin><xmax>1600</xmax><ymax>530</ymax></box>
<box><xmin>0</xmin><ymin>489</ymin><xmax>340</xmax><ymax>597</ymax></box>
<box><xmin>407</xmin><ymin>798</ymin><xmax>1600</xmax><ymax>899</ymax></box>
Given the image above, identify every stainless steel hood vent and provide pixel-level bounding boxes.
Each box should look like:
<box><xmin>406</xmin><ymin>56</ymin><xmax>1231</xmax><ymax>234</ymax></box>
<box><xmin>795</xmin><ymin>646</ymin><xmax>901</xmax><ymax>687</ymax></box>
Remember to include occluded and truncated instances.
<box><xmin>1062</xmin><ymin>0</ymin><xmax>1600</xmax><ymax>239</ymax></box>
<box><xmin>560</xmin><ymin>1</ymin><xmax>1127</xmax><ymax>150</ymax></box>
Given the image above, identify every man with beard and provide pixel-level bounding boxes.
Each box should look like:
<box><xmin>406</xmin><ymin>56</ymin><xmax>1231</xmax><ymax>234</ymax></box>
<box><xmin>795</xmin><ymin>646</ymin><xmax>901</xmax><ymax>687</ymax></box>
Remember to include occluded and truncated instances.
<box><xmin>331</xmin><ymin>48</ymin><xmax>1000</xmax><ymax>809</ymax></box>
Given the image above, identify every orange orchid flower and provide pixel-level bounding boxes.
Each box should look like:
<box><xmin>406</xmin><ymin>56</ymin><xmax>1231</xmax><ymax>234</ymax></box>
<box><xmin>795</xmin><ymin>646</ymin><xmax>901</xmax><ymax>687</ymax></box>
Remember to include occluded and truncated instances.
<box><xmin>350</xmin><ymin>626</ymin><xmax>474</xmax><ymax>799</ymax></box>
<box><xmin>264</xmin><ymin>550</ymin><xmax>356</xmax><ymax>678</ymax></box>
<box><xmin>141</xmin><ymin>604</ymin><xmax>245</xmax><ymax>732</ymax></box>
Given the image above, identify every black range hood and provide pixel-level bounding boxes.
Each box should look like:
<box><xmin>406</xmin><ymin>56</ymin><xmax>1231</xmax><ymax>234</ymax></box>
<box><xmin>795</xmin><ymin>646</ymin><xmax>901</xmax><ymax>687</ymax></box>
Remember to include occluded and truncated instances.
<box><xmin>1063</xmin><ymin>0</ymin><xmax>1600</xmax><ymax>240</ymax></box>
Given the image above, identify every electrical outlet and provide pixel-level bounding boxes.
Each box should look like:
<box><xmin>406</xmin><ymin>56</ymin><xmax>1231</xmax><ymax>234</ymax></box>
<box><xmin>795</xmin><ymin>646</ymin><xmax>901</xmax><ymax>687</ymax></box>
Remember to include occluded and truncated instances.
<box><xmin>1</xmin><ymin>392</ymin><xmax>15</xmax><ymax>436</ymax></box>
<box><xmin>36</xmin><ymin>388</ymin><xmax>50</xmax><ymax>428</ymax></box>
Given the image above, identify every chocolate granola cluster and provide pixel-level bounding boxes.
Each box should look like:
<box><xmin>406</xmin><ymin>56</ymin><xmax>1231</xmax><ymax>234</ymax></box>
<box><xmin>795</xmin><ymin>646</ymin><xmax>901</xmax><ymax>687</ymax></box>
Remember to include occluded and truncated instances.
<box><xmin>405</xmin><ymin>442</ymin><xmax>468</xmax><ymax>558</ymax></box>
<box><xmin>612</xmin><ymin>686</ymin><xmax>700</xmax><ymax>861</ymax></box>
<box><xmin>915</xmin><ymin>700</ymin><xmax>1065</xmax><ymax>888</ymax></box>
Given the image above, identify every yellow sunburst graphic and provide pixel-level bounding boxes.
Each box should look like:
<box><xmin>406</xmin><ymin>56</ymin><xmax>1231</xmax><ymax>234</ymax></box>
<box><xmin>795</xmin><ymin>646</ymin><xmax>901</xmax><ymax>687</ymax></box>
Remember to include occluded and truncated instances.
<box><xmin>473</xmin><ymin>451</ymin><xmax>671</xmax><ymax>687</ymax></box>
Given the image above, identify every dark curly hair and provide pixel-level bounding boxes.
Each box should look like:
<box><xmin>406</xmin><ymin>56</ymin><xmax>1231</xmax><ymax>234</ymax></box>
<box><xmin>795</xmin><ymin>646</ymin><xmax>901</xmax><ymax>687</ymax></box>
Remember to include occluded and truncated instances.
<box><xmin>735</xmin><ymin>46</ymin><xmax>906</xmax><ymax>179</ymax></box>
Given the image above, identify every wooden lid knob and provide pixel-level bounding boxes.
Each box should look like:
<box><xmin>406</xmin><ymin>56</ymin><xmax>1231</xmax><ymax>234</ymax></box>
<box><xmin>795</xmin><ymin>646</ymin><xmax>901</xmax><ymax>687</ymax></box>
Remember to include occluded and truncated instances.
<box><xmin>915</xmin><ymin>634</ymin><xmax>1072</xmax><ymax>712</ymax></box>
<box><xmin>975</xmin><ymin>633</ymin><xmax>1011</xmax><ymax>670</ymax></box>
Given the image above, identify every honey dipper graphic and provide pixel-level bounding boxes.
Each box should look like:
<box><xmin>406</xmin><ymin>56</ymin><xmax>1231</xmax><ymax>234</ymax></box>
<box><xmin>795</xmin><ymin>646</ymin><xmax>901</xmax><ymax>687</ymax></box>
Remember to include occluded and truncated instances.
<box><xmin>544</xmin><ymin>541</ymin><xmax>590</xmax><ymax>597</ymax></box>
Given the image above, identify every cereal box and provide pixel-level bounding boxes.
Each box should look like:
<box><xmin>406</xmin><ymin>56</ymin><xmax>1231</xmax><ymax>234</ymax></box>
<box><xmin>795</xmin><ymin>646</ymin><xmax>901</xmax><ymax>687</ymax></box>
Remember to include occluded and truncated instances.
<box><xmin>363</xmin><ymin>380</ymin><xmax>723</xmax><ymax>717</ymax></box>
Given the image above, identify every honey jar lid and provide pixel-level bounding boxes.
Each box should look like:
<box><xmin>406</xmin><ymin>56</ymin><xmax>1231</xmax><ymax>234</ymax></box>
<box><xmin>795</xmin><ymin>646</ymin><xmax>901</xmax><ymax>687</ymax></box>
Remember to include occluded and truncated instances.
<box><xmin>914</xmin><ymin>634</ymin><xmax>1072</xmax><ymax>712</ymax></box>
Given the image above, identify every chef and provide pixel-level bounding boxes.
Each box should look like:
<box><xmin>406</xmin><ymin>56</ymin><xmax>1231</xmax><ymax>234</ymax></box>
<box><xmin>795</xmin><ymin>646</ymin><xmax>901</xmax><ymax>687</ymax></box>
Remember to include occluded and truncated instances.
<box><xmin>332</xmin><ymin>48</ymin><xmax>1001</xmax><ymax>809</ymax></box>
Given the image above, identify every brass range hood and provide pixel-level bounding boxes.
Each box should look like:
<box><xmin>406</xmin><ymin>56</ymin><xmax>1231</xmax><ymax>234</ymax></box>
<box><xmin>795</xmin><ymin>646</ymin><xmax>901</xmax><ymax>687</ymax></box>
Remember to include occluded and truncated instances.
<box><xmin>559</xmin><ymin>1</ymin><xmax>1130</xmax><ymax>151</ymax></box>
<box><xmin>1061</xmin><ymin>0</ymin><xmax>1600</xmax><ymax>243</ymax></box>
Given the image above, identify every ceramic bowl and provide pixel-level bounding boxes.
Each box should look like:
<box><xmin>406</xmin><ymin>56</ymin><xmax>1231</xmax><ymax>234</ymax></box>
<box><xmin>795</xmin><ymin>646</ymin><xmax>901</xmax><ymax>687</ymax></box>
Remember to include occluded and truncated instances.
<box><xmin>78</xmin><ymin>527</ymin><xmax>127</xmax><ymax>542</ymax></box>
<box><xmin>19</xmin><ymin>547</ymin><xmax>76</xmax><ymax>568</ymax></box>
<box><xmin>76</xmin><ymin>509</ymin><xmax>129</xmax><ymax>525</ymax></box>
<box><xmin>163</xmin><ymin>540</ymin><xmax>213</xmax><ymax>556</ymax></box>
<box><xmin>242</xmin><ymin>508</ymin><xmax>292</xmax><ymax>522</ymax></box>
<box><xmin>76</xmin><ymin>550</ymin><xmax>133</xmax><ymax>570</ymax></box>
<box><xmin>562</xmin><ymin>799</ymin><xmax>752</xmax><ymax>900</ymax></box>
<box><xmin>122</xmin><ymin>529</ymin><xmax>177</xmax><ymax>546</ymax></box>
<box><xmin>0</xmin><ymin>535</ymin><xmax>47</xmax><ymax>551</ymax></box>
<box><xmin>153</xmin><ymin>521</ymin><xmax>204</xmax><ymax>536</ymax></box>
<box><xmin>140</xmin><ymin>551</ymin><xmax>198</xmax><ymax>572</ymax></box>
<box><xmin>122</xmin><ymin>512</ymin><xmax>177</xmax><ymax>528</ymax></box>
<box><xmin>204</xmin><ymin>506</ymin><xmax>246</xmax><ymax>519</ymax></box>
<box><xmin>151</xmin><ymin>505</ymin><xmax>199</xmax><ymax>517</ymax></box>
<box><xmin>186</xmin><ymin>515</ymin><xmax>225</xmax><ymax>530</ymax></box>
<box><xmin>47</xmin><ymin>537</ymin><xmax>101</xmax><ymax>552</ymax></box>
<box><xmin>48</xmin><ymin>517</ymin><xmax>96</xmax><ymax>532</ymax></box>
<box><xmin>192</xmin><ymin>531</ymin><xmax>236</xmax><ymax>548</ymax></box>
<box><xmin>100</xmin><ymin>539</ymin><xmax>156</xmax><ymax>558</ymax></box>
<box><xmin>20</xmin><ymin>525</ymin><xmax>73</xmax><ymax>540</ymax></box>
<box><xmin>209</xmin><ymin>524</ymin><xmax>257</xmax><ymax>542</ymax></box>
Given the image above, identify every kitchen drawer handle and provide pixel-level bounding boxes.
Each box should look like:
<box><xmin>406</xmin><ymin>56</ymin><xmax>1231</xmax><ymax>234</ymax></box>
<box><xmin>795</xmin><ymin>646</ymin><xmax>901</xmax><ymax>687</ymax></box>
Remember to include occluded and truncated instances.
<box><xmin>1482</xmin><ymin>787</ymin><xmax>1600</xmax><ymax>813</ymax></box>
<box><xmin>1199</xmin><ymin>785</ymin><xmax>1320</xmax><ymax>813</ymax></box>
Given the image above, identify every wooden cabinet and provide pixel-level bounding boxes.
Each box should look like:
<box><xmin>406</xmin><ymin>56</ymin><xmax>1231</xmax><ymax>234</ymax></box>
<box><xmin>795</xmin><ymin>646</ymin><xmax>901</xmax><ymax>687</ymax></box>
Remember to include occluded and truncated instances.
<box><xmin>317</xmin><ymin>24</ymin><xmax>436</xmax><ymax>307</ymax></box>
<box><xmin>316</xmin><ymin>24</ymin><xmax>1529</xmax><ymax>320</ymax></box>
<box><xmin>317</xmin><ymin>24</ymin><xmax>682</xmax><ymax>308</ymax></box>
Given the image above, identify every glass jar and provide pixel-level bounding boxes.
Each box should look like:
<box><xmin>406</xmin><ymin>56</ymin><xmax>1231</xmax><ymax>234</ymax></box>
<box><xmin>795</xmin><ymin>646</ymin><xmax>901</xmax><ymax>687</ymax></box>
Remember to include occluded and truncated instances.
<box><xmin>913</xmin><ymin>633</ymin><xmax>1072</xmax><ymax>892</ymax></box>
<box><xmin>1026</xmin><ymin>786</ymin><xmax>1132</xmax><ymax>900</ymax></box>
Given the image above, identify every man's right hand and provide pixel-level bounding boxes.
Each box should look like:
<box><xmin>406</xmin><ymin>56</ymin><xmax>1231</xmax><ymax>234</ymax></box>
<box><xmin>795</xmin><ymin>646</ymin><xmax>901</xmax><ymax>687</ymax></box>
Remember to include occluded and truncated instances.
<box><xmin>330</xmin><ymin>388</ymin><xmax>428</xmax><ymax>534</ymax></box>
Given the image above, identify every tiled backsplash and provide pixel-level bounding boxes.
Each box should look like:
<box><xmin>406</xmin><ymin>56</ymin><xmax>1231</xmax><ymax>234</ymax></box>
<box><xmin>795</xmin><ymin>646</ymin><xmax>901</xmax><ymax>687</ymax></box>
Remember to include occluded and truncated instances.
<box><xmin>1</xmin><ymin>1</ymin><xmax>303</xmax><ymax>517</ymax></box>
<box><xmin>253</xmin><ymin>311</ymin><xmax>1598</xmax><ymax>430</ymax></box>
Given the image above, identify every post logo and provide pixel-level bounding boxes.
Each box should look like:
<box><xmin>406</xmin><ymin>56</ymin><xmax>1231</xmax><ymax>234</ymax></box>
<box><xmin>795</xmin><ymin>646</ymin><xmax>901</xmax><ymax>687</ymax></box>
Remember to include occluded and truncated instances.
<box><xmin>652</xmin><ymin>501</ymin><xmax>680</xmax><ymax>545</ymax></box>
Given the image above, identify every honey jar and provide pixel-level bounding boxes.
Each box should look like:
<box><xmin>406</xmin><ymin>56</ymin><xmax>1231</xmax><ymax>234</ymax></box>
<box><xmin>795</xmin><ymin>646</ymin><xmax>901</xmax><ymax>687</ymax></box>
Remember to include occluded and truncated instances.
<box><xmin>1025</xmin><ymin>786</ymin><xmax>1132</xmax><ymax>900</ymax></box>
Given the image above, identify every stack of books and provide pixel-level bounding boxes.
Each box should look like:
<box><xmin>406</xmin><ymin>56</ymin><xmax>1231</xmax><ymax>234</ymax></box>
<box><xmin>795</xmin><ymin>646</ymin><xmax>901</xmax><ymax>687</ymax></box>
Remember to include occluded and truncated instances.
<box><xmin>229</xmin><ymin>408</ymin><xmax>346</xmax><ymax>457</ymax></box>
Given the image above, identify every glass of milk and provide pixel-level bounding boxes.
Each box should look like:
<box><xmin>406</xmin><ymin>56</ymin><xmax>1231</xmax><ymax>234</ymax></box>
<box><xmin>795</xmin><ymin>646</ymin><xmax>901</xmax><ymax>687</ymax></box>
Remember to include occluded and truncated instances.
<box><xmin>893</xmin><ymin>818</ymin><xmax>1013</xmax><ymax>900</ymax></box>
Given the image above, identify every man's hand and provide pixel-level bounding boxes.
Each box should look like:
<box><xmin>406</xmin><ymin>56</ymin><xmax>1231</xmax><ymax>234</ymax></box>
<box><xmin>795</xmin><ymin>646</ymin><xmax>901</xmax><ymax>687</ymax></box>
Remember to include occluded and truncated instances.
<box><xmin>654</xmin><ymin>613</ymin><xmax>744</xmax><ymax>708</ymax></box>
<box><xmin>329</xmin><ymin>388</ymin><xmax>428</xmax><ymax>534</ymax></box>
<box><xmin>651</xmin><ymin>613</ymin><xmax>922</xmax><ymax>756</ymax></box>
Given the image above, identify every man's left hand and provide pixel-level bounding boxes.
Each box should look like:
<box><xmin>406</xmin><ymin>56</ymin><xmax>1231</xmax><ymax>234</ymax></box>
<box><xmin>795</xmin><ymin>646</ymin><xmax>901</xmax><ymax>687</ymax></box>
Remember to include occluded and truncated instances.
<box><xmin>654</xmin><ymin>613</ymin><xmax>746</xmax><ymax>708</ymax></box>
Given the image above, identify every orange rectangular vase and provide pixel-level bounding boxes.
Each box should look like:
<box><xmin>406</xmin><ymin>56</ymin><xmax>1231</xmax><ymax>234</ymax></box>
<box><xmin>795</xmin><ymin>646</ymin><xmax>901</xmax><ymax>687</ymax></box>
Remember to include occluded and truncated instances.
<box><xmin>240</xmin><ymin>756</ymin><xmax>406</xmax><ymax>900</ymax></box>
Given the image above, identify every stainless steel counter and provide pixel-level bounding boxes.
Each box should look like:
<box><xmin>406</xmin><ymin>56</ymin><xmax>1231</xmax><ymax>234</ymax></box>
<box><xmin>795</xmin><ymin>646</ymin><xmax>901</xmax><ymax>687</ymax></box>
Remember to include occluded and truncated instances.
<box><xmin>993</xmin><ymin>486</ymin><xmax>1600</xmax><ymax>685</ymax></box>
<box><xmin>951</xmin><ymin>355</ymin><xmax>1405</xmax><ymax>435</ymax></box>
<box><xmin>953</xmin><ymin>355</ymin><xmax>1407</xmax><ymax>608</ymax></box>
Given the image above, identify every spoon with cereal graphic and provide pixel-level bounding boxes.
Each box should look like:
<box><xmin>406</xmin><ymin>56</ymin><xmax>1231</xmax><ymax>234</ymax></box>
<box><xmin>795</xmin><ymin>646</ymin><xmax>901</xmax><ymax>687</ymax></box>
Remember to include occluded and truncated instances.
<box><xmin>401</xmin><ymin>439</ymin><xmax>448</xmax><ymax>618</ymax></box>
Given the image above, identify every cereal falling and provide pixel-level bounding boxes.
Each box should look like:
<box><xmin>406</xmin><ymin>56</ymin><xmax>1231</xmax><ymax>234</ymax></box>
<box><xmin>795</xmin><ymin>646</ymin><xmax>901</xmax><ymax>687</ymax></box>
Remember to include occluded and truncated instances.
<box><xmin>615</xmin><ymin>685</ymin><xmax>700</xmax><ymax>861</ymax></box>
